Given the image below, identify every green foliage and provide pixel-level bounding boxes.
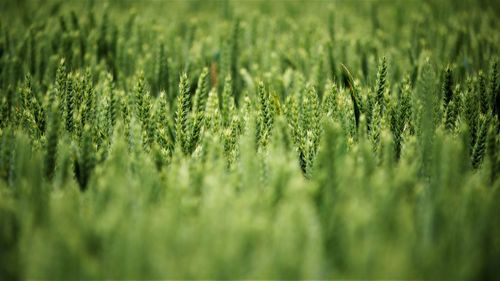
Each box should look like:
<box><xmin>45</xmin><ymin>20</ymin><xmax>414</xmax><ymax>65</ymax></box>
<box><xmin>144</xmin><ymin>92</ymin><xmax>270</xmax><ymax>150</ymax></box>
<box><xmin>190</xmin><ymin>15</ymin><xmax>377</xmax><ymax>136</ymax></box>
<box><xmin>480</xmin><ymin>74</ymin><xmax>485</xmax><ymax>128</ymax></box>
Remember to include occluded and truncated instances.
<box><xmin>472</xmin><ymin>115</ymin><xmax>488</xmax><ymax>169</ymax></box>
<box><xmin>256</xmin><ymin>81</ymin><xmax>274</xmax><ymax>150</ymax></box>
<box><xmin>44</xmin><ymin>104</ymin><xmax>60</xmax><ymax>180</ymax></box>
<box><xmin>465</xmin><ymin>78</ymin><xmax>481</xmax><ymax>150</ymax></box>
<box><xmin>175</xmin><ymin>73</ymin><xmax>191</xmax><ymax>154</ymax></box>
<box><xmin>0</xmin><ymin>0</ymin><xmax>500</xmax><ymax>279</ymax></box>
<box><xmin>340</xmin><ymin>64</ymin><xmax>360</xmax><ymax>130</ymax></box>
<box><xmin>389</xmin><ymin>76</ymin><xmax>412</xmax><ymax>160</ymax></box>
<box><xmin>76</xmin><ymin>125</ymin><xmax>95</xmax><ymax>190</ymax></box>
<box><xmin>64</xmin><ymin>73</ymin><xmax>75</xmax><ymax>134</ymax></box>
<box><xmin>442</xmin><ymin>66</ymin><xmax>454</xmax><ymax>107</ymax></box>
<box><xmin>375</xmin><ymin>57</ymin><xmax>388</xmax><ymax>112</ymax></box>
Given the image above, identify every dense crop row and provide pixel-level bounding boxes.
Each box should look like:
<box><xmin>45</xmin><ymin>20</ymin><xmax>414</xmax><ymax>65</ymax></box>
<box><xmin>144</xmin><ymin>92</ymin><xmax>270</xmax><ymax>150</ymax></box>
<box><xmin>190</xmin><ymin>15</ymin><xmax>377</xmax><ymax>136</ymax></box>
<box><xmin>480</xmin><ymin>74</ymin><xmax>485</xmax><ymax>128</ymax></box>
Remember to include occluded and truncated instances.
<box><xmin>1</xmin><ymin>0</ymin><xmax>499</xmax><ymax>279</ymax></box>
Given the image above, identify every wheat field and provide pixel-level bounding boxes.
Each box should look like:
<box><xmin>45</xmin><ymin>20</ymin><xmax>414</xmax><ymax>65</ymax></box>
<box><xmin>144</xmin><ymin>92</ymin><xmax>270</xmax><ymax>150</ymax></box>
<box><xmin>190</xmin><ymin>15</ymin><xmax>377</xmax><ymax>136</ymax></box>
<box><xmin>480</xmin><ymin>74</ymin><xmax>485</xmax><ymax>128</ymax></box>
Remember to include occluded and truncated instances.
<box><xmin>0</xmin><ymin>0</ymin><xmax>499</xmax><ymax>279</ymax></box>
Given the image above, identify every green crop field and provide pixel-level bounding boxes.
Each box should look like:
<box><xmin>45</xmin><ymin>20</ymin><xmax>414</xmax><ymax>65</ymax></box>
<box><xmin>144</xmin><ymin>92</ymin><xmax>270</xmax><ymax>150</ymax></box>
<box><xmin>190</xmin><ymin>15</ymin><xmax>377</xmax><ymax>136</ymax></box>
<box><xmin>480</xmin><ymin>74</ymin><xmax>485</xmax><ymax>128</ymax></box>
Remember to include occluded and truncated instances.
<box><xmin>0</xmin><ymin>0</ymin><xmax>499</xmax><ymax>279</ymax></box>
